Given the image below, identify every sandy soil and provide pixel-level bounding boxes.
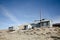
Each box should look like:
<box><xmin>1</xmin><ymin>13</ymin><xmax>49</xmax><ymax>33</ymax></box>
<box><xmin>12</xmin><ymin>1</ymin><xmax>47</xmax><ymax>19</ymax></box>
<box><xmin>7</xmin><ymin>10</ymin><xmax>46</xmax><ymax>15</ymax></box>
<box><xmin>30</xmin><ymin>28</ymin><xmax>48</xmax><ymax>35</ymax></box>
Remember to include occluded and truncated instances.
<box><xmin>0</xmin><ymin>27</ymin><xmax>60</xmax><ymax>40</ymax></box>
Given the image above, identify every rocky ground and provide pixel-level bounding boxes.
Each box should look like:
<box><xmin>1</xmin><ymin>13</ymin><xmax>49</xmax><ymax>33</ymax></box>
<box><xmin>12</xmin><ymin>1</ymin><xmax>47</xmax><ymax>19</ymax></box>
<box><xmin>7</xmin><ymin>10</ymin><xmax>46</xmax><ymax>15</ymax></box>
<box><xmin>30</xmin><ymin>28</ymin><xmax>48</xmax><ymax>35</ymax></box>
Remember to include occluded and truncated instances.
<box><xmin>0</xmin><ymin>27</ymin><xmax>60</xmax><ymax>40</ymax></box>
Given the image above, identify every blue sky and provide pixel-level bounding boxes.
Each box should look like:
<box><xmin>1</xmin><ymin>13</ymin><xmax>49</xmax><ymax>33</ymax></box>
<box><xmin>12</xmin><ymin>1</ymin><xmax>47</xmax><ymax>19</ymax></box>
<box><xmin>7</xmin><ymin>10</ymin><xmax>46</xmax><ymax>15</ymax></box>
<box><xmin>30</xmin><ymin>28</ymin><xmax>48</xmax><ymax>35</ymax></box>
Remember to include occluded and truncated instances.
<box><xmin>0</xmin><ymin>0</ymin><xmax>60</xmax><ymax>29</ymax></box>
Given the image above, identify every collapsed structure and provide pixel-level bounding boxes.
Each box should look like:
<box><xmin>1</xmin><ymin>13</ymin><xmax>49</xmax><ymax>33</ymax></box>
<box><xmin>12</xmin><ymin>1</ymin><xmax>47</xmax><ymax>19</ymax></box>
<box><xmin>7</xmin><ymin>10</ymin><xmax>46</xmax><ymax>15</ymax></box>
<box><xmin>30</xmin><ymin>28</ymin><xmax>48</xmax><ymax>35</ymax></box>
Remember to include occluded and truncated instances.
<box><xmin>8</xmin><ymin>19</ymin><xmax>52</xmax><ymax>30</ymax></box>
<box><xmin>33</xmin><ymin>19</ymin><xmax>52</xmax><ymax>27</ymax></box>
<box><xmin>8</xmin><ymin>26</ymin><xmax>19</xmax><ymax>31</ymax></box>
<box><xmin>23</xmin><ymin>19</ymin><xmax>52</xmax><ymax>30</ymax></box>
<box><xmin>8</xmin><ymin>26</ymin><xmax>15</xmax><ymax>31</ymax></box>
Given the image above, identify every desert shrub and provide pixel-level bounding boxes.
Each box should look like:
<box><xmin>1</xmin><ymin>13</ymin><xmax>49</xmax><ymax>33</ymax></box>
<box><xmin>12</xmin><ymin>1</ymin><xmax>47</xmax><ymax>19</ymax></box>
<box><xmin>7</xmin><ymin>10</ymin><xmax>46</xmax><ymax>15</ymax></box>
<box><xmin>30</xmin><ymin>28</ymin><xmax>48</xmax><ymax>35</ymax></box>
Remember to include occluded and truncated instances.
<box><xmin>54</xmin><ymin>28</ymin><xmax>57</xmax><ymax>31</ymax></box>
<box><xmin>33</xmin><ymin>32</ymin><xmax>36</xmax><ymax>34</ymax></box>
<box><xmin>36</xmin><ymin>29</ymin><xmax>40</xmax><ymax>31</ymax></box>
<box><xmin>46</xmin><ymin>32</ymin><xmax>51</xmax><ymax>35</ymax></box>
<box><xmin>51</xmin><ymin>36</ymin><xmax>60</xmax><ymax>40</ymax></box>
<box><xmin>24</xmin><ymin>31</ymin><xmax>26</xmax><ymax>34</ymax></box>
<box><xmin>41</xmin><ymin>28</ymin><xmax>45</xmax><ymax>31</ymax></box>
<box><xmin>0</xmin><ymin>32</ymin><xmax>2</xmax><ymax>33</ymax></box>
<box><xmin>36</xmin><ymin>34</ymin><xmax>40</xmax><ymax>36</ymax></box>
<box><xmin>30</xmin><ymin>32</ymin><xmax>33</xmax><ymax>35</ymax></box>
<box><xmin>58</xmin><ymin>28</ymin><xmax>60</xmax><ymax>31</ymax></box>
<box><xmin>41</xmin><ymin>33</ymin><xmax>45</xmax><ymax>35</ymax></box>
<box><xmin>57</xmin><ymin>32</ymin><xmax>60</xmax><ymax>36</ymax></box>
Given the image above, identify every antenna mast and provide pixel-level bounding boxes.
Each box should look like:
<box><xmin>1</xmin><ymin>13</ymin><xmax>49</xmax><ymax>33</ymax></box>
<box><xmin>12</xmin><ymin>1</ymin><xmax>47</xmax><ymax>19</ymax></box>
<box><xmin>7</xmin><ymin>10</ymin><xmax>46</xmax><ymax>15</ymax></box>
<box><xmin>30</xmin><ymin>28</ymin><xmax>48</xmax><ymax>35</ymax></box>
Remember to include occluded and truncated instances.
<box><xmin>40</xmin><ymin>8</ymin><xmax>42</xmax><ymax>27</ymax></box>
<box><xmin>40</xmin><ymin>9</ymin><xmax>42</xmax><ymax>20</ymax></box>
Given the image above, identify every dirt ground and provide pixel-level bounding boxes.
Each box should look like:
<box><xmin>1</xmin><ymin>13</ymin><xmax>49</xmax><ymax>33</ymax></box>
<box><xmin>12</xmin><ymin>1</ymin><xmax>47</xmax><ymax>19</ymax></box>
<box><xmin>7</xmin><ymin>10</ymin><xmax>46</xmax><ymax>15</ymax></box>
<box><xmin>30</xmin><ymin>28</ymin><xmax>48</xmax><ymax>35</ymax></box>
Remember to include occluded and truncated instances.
<box><xmin>0</xmin><ymin>27</ymin><xmax>60</xmax><ymax>40</ymax></box>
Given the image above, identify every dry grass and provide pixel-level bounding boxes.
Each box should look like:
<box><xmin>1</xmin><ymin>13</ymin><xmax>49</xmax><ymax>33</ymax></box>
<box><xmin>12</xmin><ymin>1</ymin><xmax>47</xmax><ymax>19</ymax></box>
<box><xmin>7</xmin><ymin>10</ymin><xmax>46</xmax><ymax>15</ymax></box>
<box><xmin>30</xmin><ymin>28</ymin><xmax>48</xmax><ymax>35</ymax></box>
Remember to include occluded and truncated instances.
<box><xmin>0</xmin><ymin>27</ymin><xmax>60</xmax><ymax>40</ymax></box>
